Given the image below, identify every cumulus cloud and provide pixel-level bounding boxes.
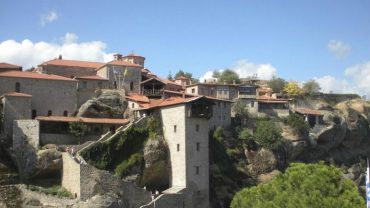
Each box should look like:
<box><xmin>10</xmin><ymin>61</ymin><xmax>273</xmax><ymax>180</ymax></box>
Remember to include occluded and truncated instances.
<box><xmin>41</xmin><ymin>10</ymin><xmax>58</xmax><ymax>26</ymax></box>
<box><xmin>0</xmin><ymin>33</ymin><xmax>115</xmax><ymax>69</ymax></box>
<box><xmin>199</xmin><ymin>59</ymin><xmax>277</xmax><ymax>82</ymax></box>
<box><xmin>327</xmin><ymin>40</ymin><xmax>351</xmax><ymax>59</ymax></box>
<box><xmin>313</xmin><ymin>75</ymin><xmax>356</xmax><ymax>94</ymax></box>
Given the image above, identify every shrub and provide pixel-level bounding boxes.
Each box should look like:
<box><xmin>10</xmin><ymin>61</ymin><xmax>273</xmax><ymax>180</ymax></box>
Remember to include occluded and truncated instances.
<box><xmin>115</xmin><ymin>153</ymin><xmax>143</xmax><ymax>177</ymax></box>
<box><xmin>213</xmin><ymin>127</ymin><xmax>224</xmax><ymax>141</ymax></box>
<box><xmin>254</xmin><ymin>120</ymin><xmax>283</xmax><ymax>150</ymax></box>
<box><xmin>284</xmin><ymin>114</ymin><xmax>310</xmax><ymax>136</ymax></box>
<box><xmin>27</xmin><ymin>185</ymin><xmax>73</xmax><ymax>198</ymax></box>
<box><xmin>231</xmin><ymin>162</ymin><xmax>365</xmax><ymax>208</ymax></box>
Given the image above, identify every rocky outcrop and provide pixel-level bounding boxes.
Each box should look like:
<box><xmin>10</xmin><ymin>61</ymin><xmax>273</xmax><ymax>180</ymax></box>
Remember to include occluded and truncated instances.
<box><xmin>245</xmin><ymin>148</ymin><xmax>277</xmax><ymax>176</ymax></box>
<box><xmin>77</xmin><ymin>90</ymin><xmax>127</xmax><ymax>118</ymax></box>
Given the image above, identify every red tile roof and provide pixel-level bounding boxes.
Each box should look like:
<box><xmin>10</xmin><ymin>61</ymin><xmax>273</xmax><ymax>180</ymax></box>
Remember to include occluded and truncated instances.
<box><xmin>257</xmin><ymin>96</ymin><xmax>289</xmax><ymax>104</ymax></box>
<box><xmin>124</xmin><ymin>53</ymin><xmax>144</xmax><ymax>58</ymax></box>
<box><xmin>36</xmin><ymin>116</ymin><xmax>129</xmax><ymax>125</ymax></box>
<box><xmin>105</xmin><ymin>60</ymin><xmax>143</xmax><ymax>68</ymax></box>
<box><xmin>125</xmin><ymin>93</ymin><xmax>150</xmax><ymax>103</ymax></box>
<box><xmin>175</xmin><ymin>75</ymin><xmax>188</xmax><ymax>80</ymax></box>
<box><xmin>138</xmin><ymin>96</ymin><xmax>212</xmax><ymax>110</ymax></box>
<box><xmin>74</xmin><ymin>75</ymin><xmax>108</xmax><ymax>81</ymax></box>
<box><xmin>40</xmin><ymin>59</ymin><xmax>105</xmax><ymax>69</ymax></box>
<box><xmin>0</xmin><ymin>71</ymin><xmax>76</xmax><ymax>81</ymax></box>
<box><xmin>2</xmin><ymin>92</ymin><xmax>32</xmax><ymax>97</ymax></box>
<box><xmin>295</xmin><ymin>108</ymin><xmax>322</xmax><ymax>116</ymax></box>
<box><xmin>0</xmin><ymin>62</ymin><xmax>21</xmax><ymax>69</ymax></box>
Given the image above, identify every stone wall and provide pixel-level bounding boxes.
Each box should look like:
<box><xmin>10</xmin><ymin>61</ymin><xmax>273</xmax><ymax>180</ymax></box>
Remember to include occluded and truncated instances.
<box><xmin>76</xmin><ymin>79</ymin><xmax>109</xmax><ymax>108</ymax></box>
<box><xmin>40</xmin><ymin>134</ymin><xmax>99</xmax><ymax>146</ymax></box>
<box><xmin>97</xmin><ymin>65</ymin><xmax>141</xmax><ymax>93</ymax></box>
<box><xmin>209</xmin><ymin>100</ymin><xmax>231</xmax><ymax>129</ymax></box>
<box><xmin>42</xmin><ymin>65</ymin><xmax>96</xmax><ymax>78</ymax></box>
<box><xmin>61</xmin><ymin>153</ymin><xmax>80</xmax><ymax>198</ymax></box>
<box><xmin>62</xmin><ymin>152</ymin><xmax>152</xmax><ymax>206</ymax></box>
<box><xmin>2</xmin><ymin>96</ymin><xmax>31</xmax><ymax>139</ymax></box>
<box><xmin>140</xmin><ymin>193</ymin><xmax>185</xmax><ymax>208</ymax></box>
<box><xmin>0</xmin><ymin>77</ymin><xmax>77</xmax><ymax>117</ymax></box>
<box><xmin>12</xmin><ymin>120</ymin><xmax>40</xmax><ymax>180</ymax></box>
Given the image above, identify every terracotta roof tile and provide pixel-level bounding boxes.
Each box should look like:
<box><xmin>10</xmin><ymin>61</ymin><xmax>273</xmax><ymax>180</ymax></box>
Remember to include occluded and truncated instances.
<box><xmin>36</xmin><ymin>116</ymin><xmax>129</xmax><ymax>125</ymax></box>
<box><xmin>295</xmin><ymin>108</ymin><xmax>322</xmax><ymax>116</ymax></box>
<box><xmin>125</xmin><ymin>93</ymin><xmax>150</xmax><ymax>103</ymax></box>
<box><xmin>175</xmin><ymin>75</ymin><xmax>188</xmax><ymax>80</ymax></box>
<box><xmin>106</xmin><ymin>60</ymin><xmax>143</xmax><ymax>68</ymax></box>
<box><xmin>0</xmin><ymin>62</ymin><xmax>21</xmax><ymax>69</ymax></box>
<box><xmin>74</xmin><ymin>75</ymin><xmax>108</xmax><ymax>81</ymax></box>
<box><xmin>2</xmin><ymin>92</ymin><xmax>32</xmax><ymax>97</ymax></box>
<box><xmin>124</xmin><ymin>53</ymin><xmax>144</xmax><ymax>58</ymax></box>
<box><xmin>40</xmin><ymin>59</ymin><xmax>105</xmax><ymax>69</ymax></box>
<box><xmin>0</xmin><ymin>71</ymin><xmax>76</xmax><ymax>81</ymax></box>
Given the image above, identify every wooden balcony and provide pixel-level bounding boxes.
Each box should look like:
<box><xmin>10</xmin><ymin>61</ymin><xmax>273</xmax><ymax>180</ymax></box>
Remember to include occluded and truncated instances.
<box><xmin>141</xmin><ymin>89</ymin><xmax>162</xmax><ymax>96</ymax></box>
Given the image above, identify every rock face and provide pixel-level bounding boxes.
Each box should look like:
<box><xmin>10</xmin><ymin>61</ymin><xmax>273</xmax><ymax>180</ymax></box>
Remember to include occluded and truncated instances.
<box><xmin>245</xmin><ymin>148</ymin><xmax>277</xmax><ymax>176</ymax></box>
<box><xmin>77</xmin><ymin>90</ymin><xmax>127</xmax><ymax>118</ymax></box>
<box><xmin>141</xmin><ymin>135</ymin><xmax>170</xmax><ymax>190</ymax></box>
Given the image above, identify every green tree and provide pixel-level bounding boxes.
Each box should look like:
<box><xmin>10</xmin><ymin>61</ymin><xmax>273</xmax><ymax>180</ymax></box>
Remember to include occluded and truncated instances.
<box><xmin>216</xmin><ymin>69</ymin><xmax>240</xmax><ymax>84</ymax></box>
<box><xmin>174</xmin><ymin>70</ymin><xmax>198</xmax><ymax>83</ymax></box>
<box><xmin>267</xmin><ymin>76</ymin><xmax>287</xmax><ymax>94</ymax></box>
<box><xmin>254</xmin><ymin>119</ymin><xmax>282</xmax><ymax>150</ymax></box>
<box><xmin>303</xmin><ymin>79</ymin><xmax>321</xmax><ymax>96</ymax></box>
<box><xmin>284</xmin><ymin>113</ymin><xmax>310</xmax><ymax>137</ymax></box>
<box><xmin>283</xmin><ymin>81</ymin><xmax>304</xmax><ymax>98</ymax></box>
<box><xmin>233</xmin><ymin>100</ymin><xmax>249</xmax><ymax>126</ymax></box>
<box><xmin>167</xmin><ymin>71</ymin><xmax>173</xmax><ymax>81</ymax></box>
<box><xmin>231</xmin><ymin>162</ymin><xmax>365</xmax><ymax>208</ymax></box>
<box><xmin>69</xmin><ymin>121</ymin><xmax>88</xmax><ymax>144</ymax></box>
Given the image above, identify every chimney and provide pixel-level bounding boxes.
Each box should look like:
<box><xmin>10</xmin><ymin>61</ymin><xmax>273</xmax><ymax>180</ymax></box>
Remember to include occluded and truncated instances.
<box><xmin>58</xmin><ymin>54</ymin><xmax>62</xmax><ymax>60</ymax></box>
<box><xmin>113</xmin><ymin>53</ymin><xmax>123</xmax><ymax>61</ymax></box>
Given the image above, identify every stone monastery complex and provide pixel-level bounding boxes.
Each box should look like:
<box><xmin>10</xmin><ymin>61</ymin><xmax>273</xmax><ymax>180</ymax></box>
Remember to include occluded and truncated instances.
<box><xmin>0</xmin><ymin>53</ymin><xmax>328</xmax><ymax>207</ymax></box>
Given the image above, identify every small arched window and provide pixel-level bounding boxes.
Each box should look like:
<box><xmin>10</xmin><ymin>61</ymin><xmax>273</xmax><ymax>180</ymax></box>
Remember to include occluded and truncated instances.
<box><xmin>15</xmin><ymin>82</ymin><xmax>20</xmax><ymax>92</ymax></box>
<box><xmin>32</xmin><ymin>110</ymin><xmax>37</xmax><ymax>119</ymax></box>
<box><xmin>63</xmin><ymin>111</ymin><xmax>68</xmax><ymax>117</ymax></box>
<box><xmin>47</xmin><ymin>110</ymin><xmax>52</xmax><ymax>116</ymax></box>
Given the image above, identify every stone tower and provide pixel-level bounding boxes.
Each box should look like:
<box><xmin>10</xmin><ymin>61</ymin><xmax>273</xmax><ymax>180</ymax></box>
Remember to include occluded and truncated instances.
<box><xmin>122</xmin><ymin>53</ymin><xmax>145</xmax><ymax>67</ymax></box>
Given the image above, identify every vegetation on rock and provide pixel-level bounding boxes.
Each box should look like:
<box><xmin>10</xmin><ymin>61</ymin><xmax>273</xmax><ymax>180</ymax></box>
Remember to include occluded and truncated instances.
<box><xmin>254</xmin><ymin>119</ymin><xmax>283</xmax><ymax>150</ymax></box>
<box><xmin>231</xmin><ymin>162</ymin><xmax>365</xmax><ymax>208</ymax></box>
<box><xmin>283</xmin><ymin>81</ymin><xmax>303</xmax><ymax>98</ymax></box>
<box><xmin>27</xmin><ymin>185</ymin><xmax>73</xmax><ymax>198</ymax></box>
<box><xmin>303</xmin><ymin>79</ymin><xmax>321</xmax><ymax>96</ymax></box>
<box><xmin>68</xmin><ymin>121</ymin><xmax>88</xmax><ymax>144</ymax></box>
<box><xmin>283</xmin><ymin>113</ymin><xmax>310</xmax><ymax>137</ymax></box>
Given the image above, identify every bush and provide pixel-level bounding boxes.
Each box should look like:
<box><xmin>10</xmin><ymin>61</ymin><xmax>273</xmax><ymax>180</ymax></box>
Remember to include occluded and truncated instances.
<box><xmin>284</xmin><ymin>114</ymin><xmax>310</xmax><ymax>136</ymax></box>
<box><xmin>27</xmin><ymin>185</ymin><xmax>73</xmax><ymax>198</ymax></box>
<box><xmin>254</xmin><ymin>120</ymin><xmax>283</xmax><ymax>150</ymax></box>
<box><xmin>213</xmin><ymin>127</ymin><xmax>224</xmax><ymax>141</ymax></box>
<box><xmin>231</xmin><ymin>162</ymin><xmax>365</xmax><ymax>208</ymax></box>
<box><xmin>115</xmin><ymin>153</ymin><xmax>143</xmax><ymax>177</ymax></box>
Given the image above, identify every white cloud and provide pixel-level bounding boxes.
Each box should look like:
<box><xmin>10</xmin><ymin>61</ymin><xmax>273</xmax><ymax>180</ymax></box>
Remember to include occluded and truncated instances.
<box><xmin>232</xmin><ymin>59</ymin><xmax>277</xmax><ymax>80</ymax></box>
<box><xmin>0</xmin><ymin>33</ymin><xmax>114</xmax><ymax>69</ymax></box>
<box><xmin>41</xmin><ymin>10</ymin><xmax>58</xmax><ymax>26</ymax></box>
<box><xmin>327</xmin><ymin>40</ymin><xmax>351</xmax><ymax>59</ymax></box>
<box><xmin>344</xmin><ymin>61</ymin><xmax>370</xmax><ymax>96</ymax></box>
<box><xmin>199</xmin><ymin>59</ymin><xmax>277</xmax><ymax>82</ymax></box>
<box><xmin>314</xmin><ymin>75</ymin><xmax>356</xmax><ymax>94</ymax></box>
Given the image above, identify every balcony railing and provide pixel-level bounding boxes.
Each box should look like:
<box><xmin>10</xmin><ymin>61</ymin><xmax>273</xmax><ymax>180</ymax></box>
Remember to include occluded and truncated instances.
<box><xmin>142</xmin><ymin>89</ymin><xmax>162</xmax><ymax>96</ymax></box>
<box><xmin>238</xmin><ymin>94</ymin><xmax>256</xmax><ymax>99</ymax></box>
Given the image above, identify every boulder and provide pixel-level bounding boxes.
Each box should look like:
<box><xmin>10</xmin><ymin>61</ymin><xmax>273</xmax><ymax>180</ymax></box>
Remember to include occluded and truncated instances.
<box><xmin>77</xmin><ymin>90</ymin><xmax>127</xmax><ymax>118</ymax></box>
<box><xmin>257</xmin><ymin>170</ymin><xmax>280</xmax><ymax>184</ymax></box>
<box><xmin>245</xmin><ymin>148</ymin><xmax>277</xmax><ymax>176</ymax></box>
<box><xmin>143</xmin><ymin>136</ymin><xmax>168</xmax><ymax>168</ymax></box>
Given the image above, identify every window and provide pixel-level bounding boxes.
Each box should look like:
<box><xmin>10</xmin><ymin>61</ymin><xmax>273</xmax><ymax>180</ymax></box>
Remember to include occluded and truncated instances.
<box><xmin>80</xmin><ymin>81</ymin><xmax>87</xmax><ymax>89</ymax></box>
<box><xmin>218</xmin><ymin>102</ymin><xmax>221</xmax><ymax>108</ymax></box>
<box><xmin>251</xmin><ymin>101</ymin><xmax>255</xmax><ymax>107</ymax></box>
<box><xmin>174</xmin><ymin>125</ymin><xmax>177</xmax><ymax>133</ymax></box>
<box><xmin>195</xmin><ymin>166</ymin><xmax>200</xmax><ymax>175</ymax></box>
<box><xmin>113</xmin><ymin>81</ymin><xmax>117</xmax><ymax>89</ymax></box>
<box><xmin>15</xmin><ymin>82</ymin><xmax>20</xmax><ymax>92</ymax></box>
<box><xmin>32</xmin><ymin>110</ymin><xmax>37</xmax><ymax>119</ymax></box>
<box><xmin>224</xmin><ymin>89</ymin><xmax>228</xmax><ymax>94</ymax></box>
<box><xmin>191</xmin><ymin>88</ymin><xmax>195</xmax><ymax>94</ymax></box>
<box><xmin>196</xmin><ymin>124</ymin><xmax>199</xmax><ymax>132</ymax></box>
<box><xmin>63</xmin><ymin>111</ymin><xmax>68</xmax><ymax>117</ymax></box>
<box><xmin>223</xmin><ymin>102</ymin><xmax>227</xmax><ymax>108</ymax></box>
<box><xmin>177</xmin><ymin>144</ymin><xmax>180</xmax><ymax>152</ymax></box>
<box><xmin>196</xmin><ymin>142</ymin><xmax>200</xmax><ymax>151</ymax></box>
<box><xmin>97</xmin><ymin>82</ymin><xmax>103</xmax><ymax>89</ymax></box>
<box><xmin>47</xmin><ymin>110</ymin><xmax>52</xmax><ymax>116</ymax></box>
<box><xmin>130</xmin><ymin>82</ymin><xmax>134</xmax><ymax>91</ymax></box>
<box><xmin>131</xmin><ymin>103</ymin><xmax>135</xmax><ymax>108</ymax></box>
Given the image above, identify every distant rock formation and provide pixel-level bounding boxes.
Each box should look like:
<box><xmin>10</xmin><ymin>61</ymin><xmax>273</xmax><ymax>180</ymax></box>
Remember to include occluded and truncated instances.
<box><xmin>77</xmin><ymin>90</ymin><xmax>127</xmax><ymax>118</ymax></box>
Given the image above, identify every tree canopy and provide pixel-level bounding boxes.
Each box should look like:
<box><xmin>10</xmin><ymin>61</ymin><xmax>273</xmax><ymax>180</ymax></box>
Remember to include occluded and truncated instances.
<box><xmin>267</xmin><ymin>76</ymin><xmax>287</xmax><ymax>94</ymax></box>
<box><xmin>212</xmin><ymin>69</ymin><xmax>240</xmax><ymax>84</ymax></box>
<box><xmin>254</xmin><ymin>119</ymin><xmax>283</xmax><ymax>150</ymax></box>
<box><xmin>303</xmin><ymin>79</ymin><xmax>321</xmax><ymax>96</ymax></box>
<box><xmin>283</xmin><ymin>81</ymin><xmax>304</xmax><ymax>97</ymax></box>
<box><xmin>231</xmin><ymin>162</ymin><xmax>365</xmax><ymax>208</ymax></box>
<box><xmin>174</xmin><ymin>70</ymin><xmax>198</xmax><ymax>83</ymax></box>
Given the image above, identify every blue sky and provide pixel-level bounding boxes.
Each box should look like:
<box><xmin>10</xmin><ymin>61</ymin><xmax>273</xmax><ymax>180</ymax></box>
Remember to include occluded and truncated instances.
<box><xmin>1</xmin><ymin>0</ymin><xmax>370</xmax><ymax>96</ymax></box>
